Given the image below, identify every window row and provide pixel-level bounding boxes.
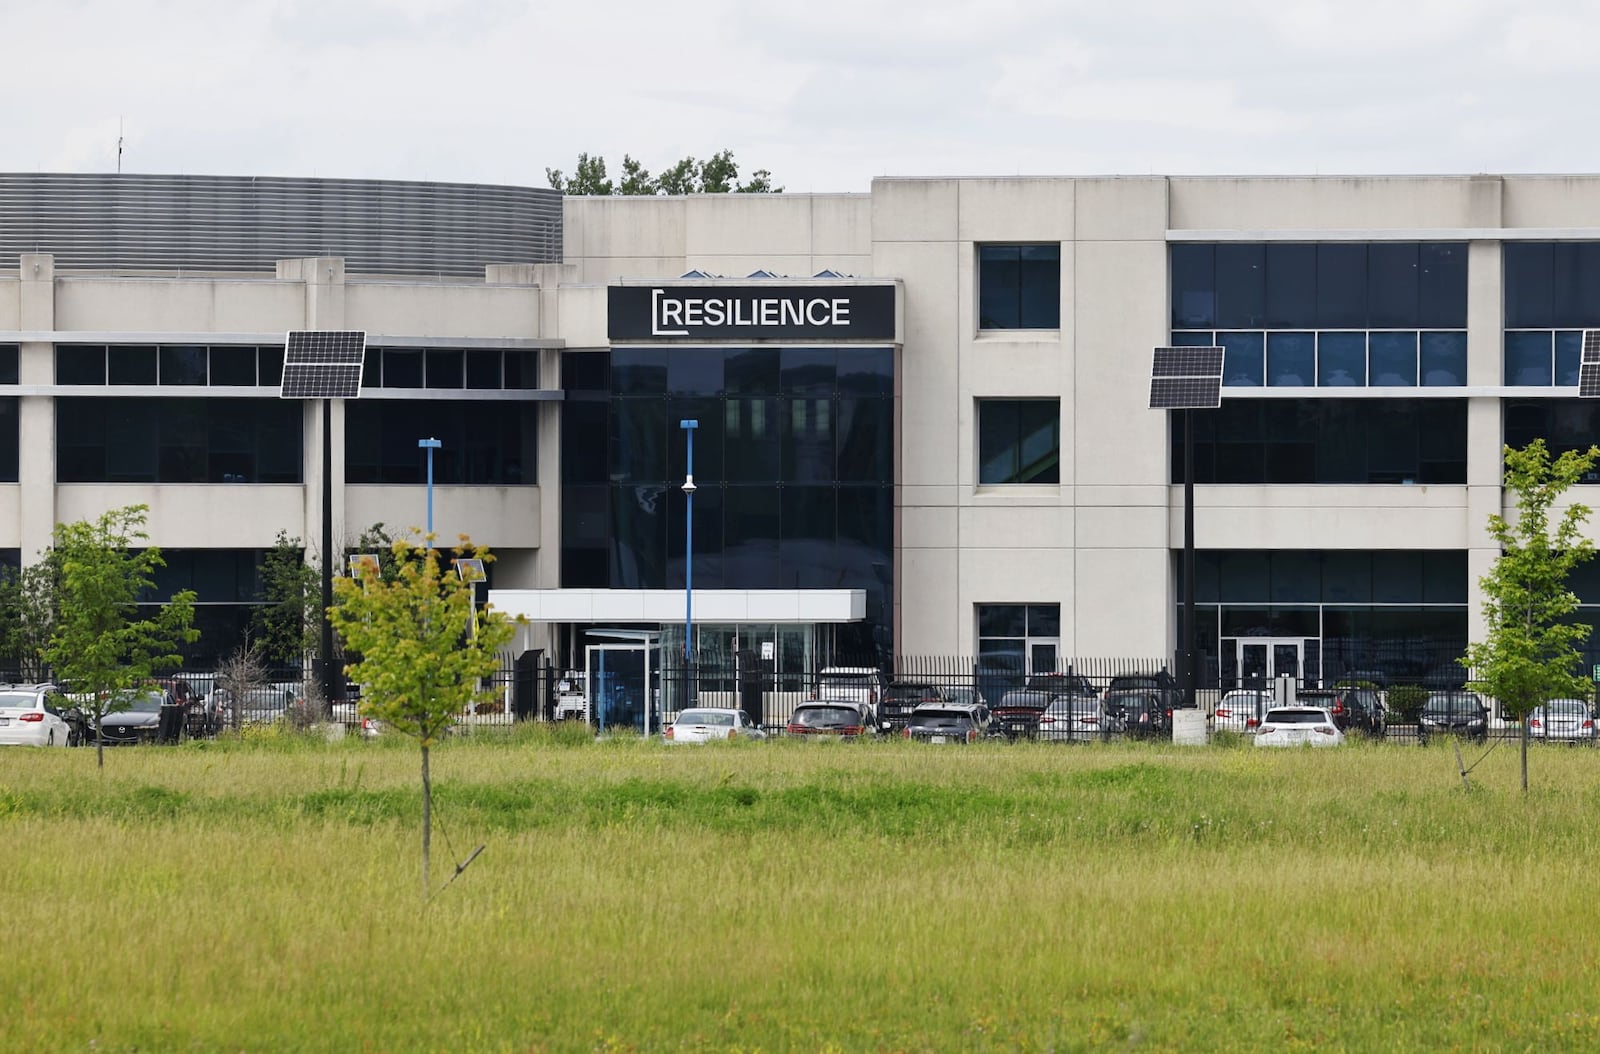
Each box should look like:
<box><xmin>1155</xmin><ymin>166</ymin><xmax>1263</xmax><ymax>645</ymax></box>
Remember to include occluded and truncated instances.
<box><xmin>360</xmin><ymin>348</ymin><xmax>541</xmax><ymax>390</ymax></box>
<box><xmin>344</xmin><ymin>401</ymin><xmax>537</xmax><ymax>484</ymax></box>
<box><xmin>564</xmin><ymin>483</ymin><xmax>893</xmax><ymax>592</ymax></box>
<box><xmin>1184</xmin><ymin>550</ymin><xmax>1467</xmax><ymax>605</ymax></box>
<box><xmin>1504</xmin><ymin>243</ymin><xmax>1600</xmax><ymax>328</ymax></box>
<box><xmin>1171</xmin><ymin>243</ymin><xmax>1468</xmax><ymax>330</ymax></box>
<box><xmin>1504</xmin><ymin>331</ymin><xmax>1585</xmax><ymax>386</ymax></box>
<box><xmin>1171</xmin><ymin>400</ymin><xmax>1467</xmax><ymax>485</ymax></box>
<box><xmin>571</xmin><ymin>396</ymin><xmax>893</xmax><ymax>487</ymax></box>
<box><xmin>603</xmin><ymin>347</ymin><xmax>893</xmax><ymax>398</ymax></box>
<box><xmin>1172</xmin><ymin>331</ymin><xmax>1467</xmax><ymax>388</ymax></box>
<box><xmin>52</xmin><ymin>398</ymin><xmax>536</xmax><ymax>485</ymax></box>
<box><xmin>0</xmin><ymin>346</ymin><xmax>18</xmax><ymax>384</ymax></box>
<box><xmin>57</xmin><ymin>398</ymin><xmax>303</xmax><ymax>484</ymax></box>
<box><xmin>55</xmin><ymin>344</ymin><xmax>542</xmax><ymax>391</ymax></box>
<box><xmin>59</xmin><ymin>345</ymin><xmax>285</xmax><ymax>386</ymax></box>
<box><xmin>1505</xmin><ymin>401</ymin><xmax>1600</xmax><ymax>479</ymax></box>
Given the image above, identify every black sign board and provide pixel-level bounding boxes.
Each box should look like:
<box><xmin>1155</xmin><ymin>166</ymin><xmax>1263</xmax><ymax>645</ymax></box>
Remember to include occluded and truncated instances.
<box><xmin>608</xmin><ymin>284</ymin><xmax>896</xmax><ymax>342</ymax></box>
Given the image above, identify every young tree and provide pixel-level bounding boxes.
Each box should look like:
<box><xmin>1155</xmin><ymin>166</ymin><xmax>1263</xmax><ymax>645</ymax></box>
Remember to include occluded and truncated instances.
<box><xmin>0</xmin><ymin>552</ymin><xmax>63</xmax><ymax>681</ymax></box>
<box><xmin>252</xmin><ymin>531</ymin><xmax>319</xmax><ymax>666</ymax></box>
<box><xmin>545</xmin><ymin>152</ymin><xmax>612</xmax><ymax>196</ymax></box>
<box><xmin>44</xmin><ymin>505</ymin><xmax>199</xmax><ymax>768</ymax></box>
<box><xmin>1463</xmin><ymin>440</ymin><xmax>1600</xmax><ymax>793</ymax></box>
<box><xmin>546</xmin><ymin>150</ymin><xmax>783</xmax><ymax>195</ymax></box>
<box><xmin>329</xmin><ymin>533</ymin><xmax>515</xmax><ymax>901</ymax></box>
<box><xmin>617</xmin><ymin>154</ymin><xmax>655</xmax><ymax>196</ymax></box>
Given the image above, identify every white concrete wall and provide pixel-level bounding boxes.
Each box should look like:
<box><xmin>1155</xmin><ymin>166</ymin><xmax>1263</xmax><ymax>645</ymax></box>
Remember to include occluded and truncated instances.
<box><xmin>344</xmin><ymin>485</ymin><xmax>540</xmax><ymax>551</ymax></box>
<box><xmin>54</xmin><ymin>278</ymin><xmax>303</xmax><ymax>332</ymax></box>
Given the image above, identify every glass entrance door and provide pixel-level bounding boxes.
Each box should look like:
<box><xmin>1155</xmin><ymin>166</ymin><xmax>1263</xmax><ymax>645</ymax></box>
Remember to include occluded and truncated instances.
<box><xmin>1234</xmin><ymin>637</ymin><xmax>1305</xmax><ymax>689</ymax></box>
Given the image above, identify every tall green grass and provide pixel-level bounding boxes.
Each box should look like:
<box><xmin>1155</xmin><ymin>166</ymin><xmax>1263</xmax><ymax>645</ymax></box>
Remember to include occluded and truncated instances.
<box><xmin>5</xmin><ymin>735</ymin><xmax>1600</xmax><ymax>1051</ymax></box>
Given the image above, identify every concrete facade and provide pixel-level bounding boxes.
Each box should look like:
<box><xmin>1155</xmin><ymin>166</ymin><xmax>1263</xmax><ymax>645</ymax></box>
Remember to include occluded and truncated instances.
<box><xmin>6</xmin><ymin>173</ymin><xmax>1600</xmax><ymax>667</ymax></box>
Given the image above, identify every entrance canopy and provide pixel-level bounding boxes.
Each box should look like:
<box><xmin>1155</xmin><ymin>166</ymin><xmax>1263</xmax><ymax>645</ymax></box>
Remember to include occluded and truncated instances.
<box><xmin>488</xmin><ymin>588</ymin><xmax>867</xmax><ymax>624</ymax></box>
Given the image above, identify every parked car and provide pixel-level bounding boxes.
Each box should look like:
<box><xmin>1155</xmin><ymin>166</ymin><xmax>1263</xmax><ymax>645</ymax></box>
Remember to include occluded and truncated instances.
<box><xmin>785</xmin><ymin>701</ymin><xmax>877</xmax><ymax>739</ymax></box>
<box><xmin>1254</xmin><ymin>707</ymin><xmax>1345</xmax><ymax>748</ymax></box>
<box><xmin>1418</xmin><ymin>691</ymin><xmax>1489</xmax><ymax>744</ymax></box>
<box><xmin>1528</xmin><ymin>699</ymin><xmax>1596</xmax><ymax>743</ymax></box>
<box><xmin>216</xmin><ymin>686</ymin><xmax>297</xmax><ymax>727</ymax></box>
<box><xmin>1037</xmin><ymin>694</ymin><xmax>1115</xmax><ymax>740</ymax></box>
<box><xmin>1106</xmin><ymin>669</ymin><xmax>1187</xmax><ymax>710</ymax></box>
<box><xmin>880</xmin><ymin>681</ymin><xmax>949</xmax><ymax>730</ymax></box>
<box><xmin>1113</xmin><ymin>691</ymin><xmax>1169</xmax><ymax>739</ymax></box>
<box><xmin>814</xmin><ymin>667</ymin><xmax>886</xmax><ymax>717</ymax></box>
<box><xmin>1298</xmin><ymin>687</ymin><xmax>1386</xmax><ymax>738</ymax></box>
<box><xmin>994</xmin><ymin>673</ymin><xmax>1097</xmax><ymax>739</ymax></box>
<box><xmin>664</xmin><ymin>708</ymin><xmax>766</xmax><ymax>743</ymax></box>
<box><xmin>902</xmin><ymin>701</ymin><xmax>997</xmax><ymax>744</ymax></box>
<box><xmin>97</xmin><ymin>688</ymin><xmax>177</xmax><ymax>746</ymax></box>
<box><xmin>0</xmin><ymin>683</ymin><xmax>76</xmax><ymax>748</ymax></box>
<box><xmin>1213</xmin><ymin>689</ymin><xmax>1272</xmax><ymax>734</ymax></box>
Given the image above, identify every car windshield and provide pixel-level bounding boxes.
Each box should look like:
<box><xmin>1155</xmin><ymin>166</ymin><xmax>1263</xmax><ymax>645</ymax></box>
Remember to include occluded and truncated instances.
<box><xmin>125</xmin><ymin>692</ymin><xmax>166</xmax><ymax>713</ymax></box>
<box><xmin>1111</xmin><ymin>692</ymin><xmax>1160</xmax><ymax>712</ymax></box>
<box><xmin>0</xmin><ymin>692</ymin><xmax>40</xmax><ymax>710</ymax></box>
<box><xmin>677</xmin><ymin>710</ymin><xmax>734</xmax><ymax>727</ymax></box>
<box><xmin>1263</xmin><ymin>709</ymin><xmax>1326</xmax><ymax>724</ymax></box>
<box><xmin>1424</xmin><ymin>693</ymin><xmax>1480</xmax><ymax>714</ymax></box>
<box><xmin>792</xmin><ymin>706</ymin><xmax>859</xmax><ymax>728</ymax></box>
<box><xmin>820</xmin><ymin>673</ymin><xmax>873</xmax><ymax>689</ymax></box>
<box><xmin>909</xmin><ymin>710</ymin><xmax>974</xmax><ymax>729</ymax></box>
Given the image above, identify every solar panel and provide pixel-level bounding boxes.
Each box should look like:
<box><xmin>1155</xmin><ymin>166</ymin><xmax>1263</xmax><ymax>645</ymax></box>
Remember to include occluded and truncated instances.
<box><xmin>1148</xmin><ymin>346</ymin><xmax>1224</xmax><ymax>409</ymax></box>
<box><xmin>1584</xmin><ymin>330</ymin><xmax>1600</xmax><ymax>365</ymax></box>
<box><xmin>1152</xmin><ymin>346</ymin><xmax>1225</xmax><ymax>378</ymax></box>
<box><xmin>279</xmin><ymin>331</ymin><xmax>366</xmax><ymax>399</ymax></box>
<box><xmin>1580</xmin><ymin>363</ymin><xmax>1600</xmax><ymax>398</ymax></box>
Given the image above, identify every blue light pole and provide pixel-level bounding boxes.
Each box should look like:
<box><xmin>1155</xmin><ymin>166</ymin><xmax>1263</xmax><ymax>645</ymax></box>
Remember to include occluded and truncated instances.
<box><xmin>418</xmin><ymin>437</ymin><xmax>441</xmax><ymax>547</ymax></box>
<box><xmin>680</xmin><ymin>419</ymin><xmax>698</xmax><ymax>699</ymax></box>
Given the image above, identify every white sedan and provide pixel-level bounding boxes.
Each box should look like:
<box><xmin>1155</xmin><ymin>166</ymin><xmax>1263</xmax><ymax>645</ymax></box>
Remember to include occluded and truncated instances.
<box><xmin>1214</xmin><ymin>689</ymin><xmax>1272</xmax><ymax>734</ymax></box>
<box><xmin>0</xmin><ymin>688</ymin><xmax>74</xmax><ymax>747</ymax></box>
<box><xmin>663</xmin><ymin>708</ymin><xmax>766</xmax><ymax>743</ymax></box>
<box><xmin>1254</xmin><ymin>707</ymin><xmax>1345</xmax><ymax>748</ymax></box>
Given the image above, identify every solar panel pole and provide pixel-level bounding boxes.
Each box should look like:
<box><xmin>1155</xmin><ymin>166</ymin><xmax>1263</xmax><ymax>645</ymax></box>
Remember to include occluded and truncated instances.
<box><xmin>1182</xmin><ymin>408</ymin><xmax>1197</xmax><ymax>712</ymax></box>
<box><xmin>321</xmin><ymin>397</ymin><xmax>336</xmax><ymax>706</ymax></box>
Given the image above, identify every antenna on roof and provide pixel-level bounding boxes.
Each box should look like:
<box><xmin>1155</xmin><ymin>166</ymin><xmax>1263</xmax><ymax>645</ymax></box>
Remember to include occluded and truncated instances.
<box><xmin>116</xmin><ymin>117</ymin><xmax>123</xmax><ymax>174</ymax></box>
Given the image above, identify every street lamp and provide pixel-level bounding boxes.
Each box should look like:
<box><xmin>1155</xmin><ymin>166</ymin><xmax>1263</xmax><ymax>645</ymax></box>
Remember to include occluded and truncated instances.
<box><xmin>680</xmin><ymin>419</ymin><xmax>698</xmax><ymax>703</ymax></box>
<box><xmin>418</xmin><ymin>438</ymin><xmax>441</xmax><ymax>547</ymax></box>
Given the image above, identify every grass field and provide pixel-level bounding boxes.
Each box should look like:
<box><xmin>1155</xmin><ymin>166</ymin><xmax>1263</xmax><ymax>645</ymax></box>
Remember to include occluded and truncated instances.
<box><xmin>5</xmin><ymin>729</ymin><xmax>1600</xmax><ymax>1052</ymax></box>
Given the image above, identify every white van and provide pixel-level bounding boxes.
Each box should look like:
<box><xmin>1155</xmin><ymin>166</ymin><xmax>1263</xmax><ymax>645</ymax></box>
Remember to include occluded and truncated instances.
<box><xmin>815</xmin><ymin>667</ymin><xmax>886</xmax><ymax>725</ymax></box>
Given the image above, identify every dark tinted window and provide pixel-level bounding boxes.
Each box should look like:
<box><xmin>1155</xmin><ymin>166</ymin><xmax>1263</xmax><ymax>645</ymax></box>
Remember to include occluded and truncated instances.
<box><xmin>1170</xmin><ymin>244</ymin><xmax>1215</xmax><ymax>328</ymax></box>
<box><xmin>382</xmin><ymin>350</ymin><xmax>423</xmax><ymax>388</ymax></box>
<box><xmin>978</xmin><ymin>399</ymin><xmax>1059</xmax><ymax>484</ymax></box>
<box><xmin>56</xmin><ymin>398</ymin><xmax>302</xmax><ymax>483</ymax></box>
<box><xmin>108</xmin><ymin>345</ymin><xmax>157</xmax><ymax>385</ymax></box>
<box><xmin>425</xmin><ymin>350</ymin><xmax>464</xmax><ymax>389</ymax></box>
<box><xmin>979</xmin><ymin>245</ymin><xmax>1060</xmax><ymax>329</ymax></box>
<box><xmin>345</xmin><ymin>400</ymin><xmax>536</xmax><ymax>485</ymax></box>
<box><xmin>159</xmin><ymin>346</ymin><xmax>207</xmax><ymax>385</ymax></box>
<box><xmin>1264</xmin><ymin>244</ymin><xmax>1317</xmax><ymax>327</ymax></box>
<box><xmin>1215</xmin><ymin>244</ymin><xmax>1265</xmax><ymax>327</ymax></box>
<box><xmin>209</xmin><ymin>346</ymin><xmax>257</xmax><ymax>386</ymax></box>
<box><xmin>57</xmin><ymin>346</ymin><xmax>105</xmax><ymax>384</ymax></box>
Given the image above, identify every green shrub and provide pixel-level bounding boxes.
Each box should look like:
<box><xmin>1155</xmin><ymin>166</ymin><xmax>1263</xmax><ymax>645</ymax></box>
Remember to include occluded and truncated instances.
<box><xmin>1388</xmin><ymin>684</ymin><xmax>1428</xmax><ymax>722</ymax></box>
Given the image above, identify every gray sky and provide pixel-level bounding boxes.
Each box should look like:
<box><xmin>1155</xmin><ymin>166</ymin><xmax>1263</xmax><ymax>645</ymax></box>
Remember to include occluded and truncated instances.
<box><xmin>5</xmin><ymin>0</ymin><xmax>1598</xmax><ymax>193</ymax></box>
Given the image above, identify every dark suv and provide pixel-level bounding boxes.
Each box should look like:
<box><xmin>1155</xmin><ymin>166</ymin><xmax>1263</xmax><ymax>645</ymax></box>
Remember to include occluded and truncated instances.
<box><xmin>1299</xmin><ymin>687</ymin><xmax>1386</xmax><ymax>738</ymax></box>
<box><xmin>902</xmin><ymin>702</ymin><xmax>997</xmax><ymax>744</ymax></box>
<box><xmin>1418</xmin><ymin>691</ymin><xmax>1489</xmax><ymax>744</ymax></box>
<box><xmin>880</xmin><ymin>681</ymin><xmax>949</xmax><ymax>730</ymax></box>
<box><xmin>1111</xmin><ymin>691</ymin><xmax>1169</xmax><ymax>739</ymax></box>
<box><xmin>1105</xmin><ymin>670</ymin><xmax>1187</xmax><ymax>711</ymax></box>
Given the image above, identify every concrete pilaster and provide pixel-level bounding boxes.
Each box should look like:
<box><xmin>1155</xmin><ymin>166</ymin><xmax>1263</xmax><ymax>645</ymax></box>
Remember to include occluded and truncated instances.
<box><xmin>18</xmin><ymin>254</ymin><xmax>55</xmax><ymax>561</ymax></box>
<box><xmin>277</xmin><ymin>258</ymin><xmax>349</xmax><ymax>562</ymax></box>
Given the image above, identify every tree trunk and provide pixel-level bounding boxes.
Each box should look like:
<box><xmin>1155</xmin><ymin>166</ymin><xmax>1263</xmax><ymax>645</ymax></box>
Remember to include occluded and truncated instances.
<box><xmin>421</xmin><ymin>742</ymin><xmax>431</xmax><ymax>902</ymax></box>
<box><xmin>95</xmin><ymin>728</ymin><xmax>104</xmax><ymax>769</ymax></box>
<box><xmin>1521</xmin><ymin>716</ymin><xmax>1529</xmax><ymax>794</ymax></box>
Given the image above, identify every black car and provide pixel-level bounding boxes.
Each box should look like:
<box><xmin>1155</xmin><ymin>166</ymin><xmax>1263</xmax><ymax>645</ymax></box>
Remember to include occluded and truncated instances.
<box><xmin>1106</xmin><ymin>670</ymin><xmax>1187</xmax><ymax>710</ymax></box>
<box><xmin>902</xmin><ymin>702</ymin><xmax>998</xmax><ymax>744</ymax></box>
<box><xmin>1418</xmin><ymin>691</ymin><xmax>1488</xmax><ymax>744</ymax></box>
<box><xmin>993</xmin><ymin>673</ymin><xmax>1097</xmax><ymax>739</ymax></box>
<box><xmin>880</xmin><ymin>681</ymin><xmax>949</xmax><ymax>730</ymax></box>
<box><xmin>1299</xmin><ymin>687</ymin><xmax>1386</xmax><ymax>738</ymax></box>
<box><xmin>96</xmin><ymin>688</ymin><xmax>178</xmax><ymax>746</ymax></box>
<box><xmin>1111</xmin><ymin>691</ymin><xmax>1169</xmax><ymax>739</ymax></box>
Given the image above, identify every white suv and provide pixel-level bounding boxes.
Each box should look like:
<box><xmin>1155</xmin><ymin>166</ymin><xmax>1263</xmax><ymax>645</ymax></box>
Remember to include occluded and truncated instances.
<box><xmin>815</xmin><ymin>667</ymin><xmax>886</xmax><ymax>725</ymax></box>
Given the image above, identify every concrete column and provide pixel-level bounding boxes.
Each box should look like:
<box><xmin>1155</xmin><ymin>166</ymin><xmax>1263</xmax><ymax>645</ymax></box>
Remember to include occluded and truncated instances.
<box><xmin>276</xmin><ymin>257</ymin><xmax>348</xmax><ymax>566</ymax></box>
<box><xmin>1465</xmin><ymin>238</ymin><xmax>1505</xmax><ymax>648</ymax></box>
<box><xmin>18</xmin><ymin>254</ymin><xmax>56</xmax><ymax>561</ymax></box>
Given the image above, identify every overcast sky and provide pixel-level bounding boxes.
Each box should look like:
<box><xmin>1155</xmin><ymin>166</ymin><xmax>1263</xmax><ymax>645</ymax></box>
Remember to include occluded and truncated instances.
<box><xmin>5</xmin><ymin>0</ymin><xmax>1598</xmax><ymax>194</ymax></box>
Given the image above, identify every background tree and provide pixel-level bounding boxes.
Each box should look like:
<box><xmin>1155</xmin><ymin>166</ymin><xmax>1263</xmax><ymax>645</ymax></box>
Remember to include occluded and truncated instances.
<box><xmin>213</xmin><ymin>641</ymin><xmax>269</xmax><ymax>734</ymax></box>
<box><xmin>252</xmin><ymin>531</ymin><xmax>319</xmax><ymax>666</ymax></box>
<box><xmin>329</xmin><ymin>533</ymin><xmax>515</xmax><ymax>900</ymax></box>
<box><xmin>44</xmin><ymin>505</ymin><xmax>199</xmax><ymax>768</ymax></box>
<box><xmin>547</xmin><ymin>149</ymin><xmax>782</xmax><ymax>195</ymax></box>
<box><xmin>0</xmin><ymin>552</ymin><xmax>63</xmax><ymax>681</ymax></box>
<box><xmin>1463</xmin><ymin>440</ymin><xmax>1600</xmax><ymax>792</ymax></box>
<box><xmin>544</xmin><ymin>152</ymin><xmax>612</xmax><ymax>195</ymax></box>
